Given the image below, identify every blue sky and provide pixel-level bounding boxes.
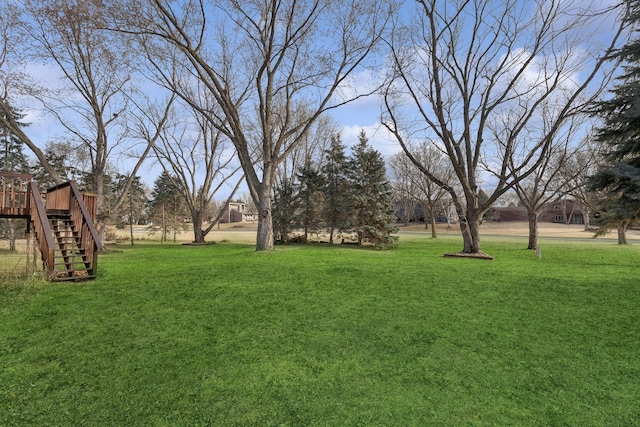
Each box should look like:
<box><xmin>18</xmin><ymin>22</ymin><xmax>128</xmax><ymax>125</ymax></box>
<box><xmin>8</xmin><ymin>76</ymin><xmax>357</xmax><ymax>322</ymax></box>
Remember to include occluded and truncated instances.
<box><xmin>11</xmin><ymin>0</ymin><xmax>625</xmax><ymax>200</ymax></box>
<box><xmin>17</xmin><ymin>54</ymin><xmax>401</xmax><ymax>199</ymax></box>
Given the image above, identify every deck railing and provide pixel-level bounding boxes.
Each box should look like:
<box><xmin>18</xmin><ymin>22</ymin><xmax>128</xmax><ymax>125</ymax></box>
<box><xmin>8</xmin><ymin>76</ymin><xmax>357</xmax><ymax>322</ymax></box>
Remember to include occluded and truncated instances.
<box><xmin>28</xmin><ymin>180</ymin><xmax>56</xmax><ymax>276</ymax></box>
<box><xmin>0</xmin><ymin>172</ymin><xmax>31</xmax><ymax>217</ymax></box>
<box><xmin>1</xmin><ymin>172</ymin><xmax>101</xmax><ymax>278</ymax></box>
<box><xmin>46</xmin><ymin>180</ymin><xmax>103</xmax><ymax>276</ymax></box>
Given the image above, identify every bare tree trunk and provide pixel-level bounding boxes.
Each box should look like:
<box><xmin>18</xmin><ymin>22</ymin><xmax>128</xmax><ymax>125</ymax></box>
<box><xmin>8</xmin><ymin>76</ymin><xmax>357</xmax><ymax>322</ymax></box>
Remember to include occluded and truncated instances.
<box><xmin>455</xmin><ymin>201</ymin><xmax>482</xmax><ymax>253</ymax></box>
<box><xmin>583</xmin><ymin>206</ymin><xmax>591</xmax><ymax>231</ymax></box>
<box><xmin>329</xmin><ymin>226</ymin><xmax>335</xmax><ymax>245</ymax></box>
<box><xmin>256</xmin><ymin>187</ymin><xmax>274</xmax><ymax>251</ymax></box>
<box><xmin>527</xmin><ymin>210</ymin><xmax>539</xmax><ymax>250</ymax></box>
<box><xmin>459</xmin><ymin>217</ymin><xmax>481</xmax><ymax>254</ymax></box>
<box><xmin>129</xmin><ymin>218</ymin><xmax>134</xmax><ymax>246</ymax></box>
<box><xmin>191</xmin><ymin>211</ymin><xmax>205</xmax><ymax>244</ymax></box>
<box><xmin>618</xmin><ymin>222</ymin><xmax>628</xmax><ymax>245</ymax></box>
<box><xmin>161</xmin><ymin>204</ymin><xmax>166</xmax><ymax>244</ymax></box>
<box><xmin>430</xmin><ymin>211</ymin><xmax>437</xmax><ymax>239</ymax></box>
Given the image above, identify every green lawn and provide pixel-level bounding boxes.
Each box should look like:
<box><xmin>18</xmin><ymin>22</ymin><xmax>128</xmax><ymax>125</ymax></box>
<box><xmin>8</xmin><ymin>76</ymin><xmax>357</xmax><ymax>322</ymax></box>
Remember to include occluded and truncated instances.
<box><xmin>1</xmin><ymin>237</ymin><xmax>639</xmax><ymax>426</ymax></box>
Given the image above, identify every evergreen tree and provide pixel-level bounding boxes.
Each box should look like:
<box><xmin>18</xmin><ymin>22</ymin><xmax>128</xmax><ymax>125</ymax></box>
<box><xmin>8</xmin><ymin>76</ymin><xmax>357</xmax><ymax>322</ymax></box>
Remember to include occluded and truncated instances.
<box><xmin>322</xmin><ymin>134</ymin><xmax>353</xmax><ymax>244</ymax></box>
<box><xmin>1</xmin><ymin>105</ymin><xmax>29</xmax><ymax>173</ymax></box>
<box><xmin>110</xmin><ymin>174</ymin><xmax>147</xmax><ymax>245</ymax></box>
<box><xmin>348</xmin><ymin>130</ymin><xmax>398</xmax><ymax>248</ymax></box>
<box><xmin>588</xmin><ymin>0</ymin><xmax>640</xmax><ymax>241</ymax></box>
<box><xmin>147</xmin><ymin>171</ymin><xmax>188</xmax><ymax>243</ymax></box>
<box><xmin>272</xmin><ymin>177</ymin><xmax>297</xmax><ymax>244</ymax></box>
<box><xmin>0</xmin><ymin>105</ymin><xmax>30</xmax><ymax>252</ymax></box>
<box><xmin>31</xmin><ymin>141</ymin><xmax>87</xmax><ymax>190</ymax></box>
<box><xmin>295</xmin><ymin>159</ymin><xmax>324</xmax><ymax>243</ymax></box>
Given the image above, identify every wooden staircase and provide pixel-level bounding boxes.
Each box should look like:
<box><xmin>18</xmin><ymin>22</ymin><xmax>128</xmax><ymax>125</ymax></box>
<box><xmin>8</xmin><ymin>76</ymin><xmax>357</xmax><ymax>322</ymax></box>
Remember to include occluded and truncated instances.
<box><xmin>1</xmin><ymin>172</ymin><xmax>102</xmax><ymax>281</ymax></box>
<box><xmin>48</xmin><ymin>211</ymin><xmax>95</xmax><ymax>280</ymax></box>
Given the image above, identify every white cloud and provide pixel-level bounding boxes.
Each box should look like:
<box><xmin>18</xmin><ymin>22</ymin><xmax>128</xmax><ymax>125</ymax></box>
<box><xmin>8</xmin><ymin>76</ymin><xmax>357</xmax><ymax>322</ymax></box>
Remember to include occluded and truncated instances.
<box><xmin>340</xmin><ymin>121</ymin><xmax>401</xmax><ymax>159</ymax></box>
<box><xmin>334</xmin><ymin>67</ymin><xmax>386</xmax><ymax>109</ymax></box>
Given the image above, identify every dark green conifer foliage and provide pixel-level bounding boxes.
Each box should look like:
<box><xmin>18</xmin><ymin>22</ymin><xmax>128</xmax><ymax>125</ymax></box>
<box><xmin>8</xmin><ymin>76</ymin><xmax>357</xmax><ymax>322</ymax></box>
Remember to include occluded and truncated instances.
<box><xmin>1</xmin><ymin>105</ymin><xmax>29</xmax><ymax>173</ymax></box>
<box><xmin>148</xmin><ymin>171</ymin><xmax>188</xmax><ymax>243</ymax></box>
<box><xmin>272</xmin><ymin>177</ymin><xmax>298</xmax><ymax>244</ymax></box>
<box><xmin>0</xmin><ymin>105</ymin><xmax>30</xmax><ymax>251</ymax></box>
<box><xmin>588</xmin><ymin>0</ymin><xmax>640</xmax><ymax>235</ymax></box>
<box><xmin>31</xmin><ymin>142</ymin><xmax>85</xmax><ymax>190</ymax></box>
<box><xmin>322</xmin><ymin>134</ymin><xmax>352</xmax><ymax>244</ymax></box>
<box><xmin>348</xmin><ymin>130</ymin><xmax>398</xmax><ymax>248</ymax></box>
<box><xmin>111</xmin><ymin>174</ymin><xmax>147</xmax><ymax>245</ymax></box>
<box><xmin>295</xmin><ymin>159</ymin><xmax>324</xmax><ymax>243</ymax></box>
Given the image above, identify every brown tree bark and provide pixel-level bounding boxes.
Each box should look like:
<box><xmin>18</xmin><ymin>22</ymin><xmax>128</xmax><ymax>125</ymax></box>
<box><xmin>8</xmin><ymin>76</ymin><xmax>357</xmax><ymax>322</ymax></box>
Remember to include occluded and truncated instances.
<box><xmin>527</xmin><ymin>210</ymin><xmax>539</xmax><ymax>250</ymax></box>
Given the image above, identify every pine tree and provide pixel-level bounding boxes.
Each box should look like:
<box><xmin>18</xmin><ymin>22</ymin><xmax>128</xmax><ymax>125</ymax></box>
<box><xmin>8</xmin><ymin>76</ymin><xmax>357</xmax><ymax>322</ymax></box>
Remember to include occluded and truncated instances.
<box><xmin>31</xmin><ymin>141</ymin><xmax>87</xmax><ymax>190</ymax></box>
<box><xmin>588</xmin><ymin>0</ymin><xmax>640</xmax><ymax>241</ymax></box>
<box><xmin>0</xmin><ymin>105</ymin><xmax>30</xmax><ymax>252</ymax></box>
<box><xmin>348</xmin><ymin>130</ymin><xmax>398</xmax><ymax>248</ymax></box>
<box><xmin>111</xmin><ymin>174</ymin><xmax>147</xmax><ymax>246</ymax></box>
<box><xmin>295</xmin><ymin>159</ymin><xmax>324</xmax><ymax>243</ymax></box>
<box><xmin>1</xmin><ymin>105</ymin><xmax>29</xmax><ymax>173</ymax></box>
<box><xmin>322</xmin><ymin>134</ymin><xmax>352</xmax><ymax>244</ymax></box>
<box><xmin>148</xmin><ymin>171</ymin><xmax>188</xmax><ymax>243</ymax></box>
<box><xmin>272</xmin><ymin>177</ymin><xmax>297</xmax><ymax>244</ymax></box>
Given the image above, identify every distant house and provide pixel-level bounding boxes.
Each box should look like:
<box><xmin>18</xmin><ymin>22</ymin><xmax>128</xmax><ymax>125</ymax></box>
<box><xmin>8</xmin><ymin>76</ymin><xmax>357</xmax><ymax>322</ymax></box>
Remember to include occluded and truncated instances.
<box><xmin>220</xmin><ymin>201</ymin><xmax>257</xmax><ymax>223</ymax></box>
<box><xmin>491</xmin><ymin>206</ymin><xmax>528</xmax><ymax>222</ymax></box>
<box><xmin>394</xmin><ymin>198</ymin><xmax>456</xmax><ymax>224</ymax></box>
<box><xmin>492</xmin><ymin>199</ymin><xmax>586</xmax><ymax>224</ymax></box>
<box><xmin>540</xmin><ymin>199</ymin><xmax>585</xmax><ymax>224</ymax></box>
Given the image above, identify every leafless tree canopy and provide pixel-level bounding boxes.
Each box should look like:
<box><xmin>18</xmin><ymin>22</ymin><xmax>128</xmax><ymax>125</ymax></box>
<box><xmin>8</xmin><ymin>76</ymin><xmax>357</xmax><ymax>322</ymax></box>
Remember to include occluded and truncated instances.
<box><xmin>2</xmin><ymin>0</ymin><xmax>175</xmax><ymax>238</ymax></box>
<box><xmin>383</xmin><ymin>0</ymin><xmax>628</xmax><ymax>254</ymax></box>
<box><xmin>105</xmin><ymin>0</ymin><xmax>394</xmax><ymax>250</ymax></box>
<box><xmin>152</xmin><ymin>94</ymin><xmax>244</xmax><ymax>244</ymax></box>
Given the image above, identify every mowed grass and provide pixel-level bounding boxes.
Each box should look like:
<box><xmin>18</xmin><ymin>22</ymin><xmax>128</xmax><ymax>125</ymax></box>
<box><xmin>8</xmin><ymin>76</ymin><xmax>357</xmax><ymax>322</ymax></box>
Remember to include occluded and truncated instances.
<box><xmin>1</xmin><ymin>237</ymin><xmax>639</xmax><ymax>426</ymax></box>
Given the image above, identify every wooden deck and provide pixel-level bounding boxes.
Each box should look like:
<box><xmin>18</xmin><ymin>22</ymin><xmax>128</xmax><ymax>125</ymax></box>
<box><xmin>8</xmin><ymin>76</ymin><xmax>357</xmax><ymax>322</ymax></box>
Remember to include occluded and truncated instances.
<box><xmin>1</xmin><ymin>171</ymin><xmax>102</xmax><ymax>280</ymax></box>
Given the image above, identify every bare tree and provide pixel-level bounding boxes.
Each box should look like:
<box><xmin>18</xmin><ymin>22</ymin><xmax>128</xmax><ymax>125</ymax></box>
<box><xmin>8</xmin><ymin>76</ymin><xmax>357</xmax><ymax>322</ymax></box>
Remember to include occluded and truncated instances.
<box><xmin>390</xmin><ymin>142</ymin><xmax>454</xmax><ymax>237</ymax></box>
<box><xmin>0</xmin><ymin>2</ymin><xmax>62</xmax><ymax>183</ymax></box>
<box><xmin>152</xmin><ymin>98</ymin><xmax>244</xmax><ymax>244</ymax></box>
<box><xmin>276</xmin><ymin>114</ymin><xmax>338</xmax><ymax>186</ymax></box>
<box><xmin>411</xmin><ymin>143</ymin><xmax>455</xmax><ymax>238</ymax></box>
<box><xmin>108</xmin><ymin>0</ymin><xmax>394</xmax><ymax>250</ymax></box>
<box><xmin>507</xmin><ymin>116</ymin><xmax>594</xmax><ymax>249</ymax></box>
<box><xmin>388</xmin><ymin>153</ymin><xmax>417</xmax><ymax>226</ymax></box>
<box><xmin>383</xmin><ymin>0</ymin><xmax>627</xmax><ymax>255</ymax></box>
<box><xmin>561</xmin><ymin>140</ymin><xmax>601</xmax><ymax>232</ymax></box>
<box><xmin>14</xmin><ymin>0</ymin><xmax>171</xmax><ymax>237</ymax></box>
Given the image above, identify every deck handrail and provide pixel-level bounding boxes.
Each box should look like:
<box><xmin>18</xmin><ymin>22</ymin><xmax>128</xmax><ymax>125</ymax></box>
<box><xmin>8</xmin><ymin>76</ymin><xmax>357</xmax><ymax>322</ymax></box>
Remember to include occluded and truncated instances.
<box><xmin>1</xmin><ymin>172</ymin><xmax>32</xmax><ymax>216</ymax></box>
<box><xmin>28</xmin><ymin>180</ymin><xmax>56</xmax><ymax>276</ymax></box>
<box><xmin>68</xmin><ymin>181</ymin><xmax>102</xmax><ymax>276</ymax></box>
<box><xmin>69</xmin><ymin>180</ymin><xmax>103</xmax><ymax>248</ymax></box>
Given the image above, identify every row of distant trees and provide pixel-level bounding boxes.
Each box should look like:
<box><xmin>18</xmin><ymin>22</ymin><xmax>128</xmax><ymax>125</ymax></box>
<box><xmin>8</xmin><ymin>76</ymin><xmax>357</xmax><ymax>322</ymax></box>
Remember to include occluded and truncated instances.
<box><xmin>386</xmin><ymin>136</ymin><xmax>605</xmax><ymax>249</ymax></box>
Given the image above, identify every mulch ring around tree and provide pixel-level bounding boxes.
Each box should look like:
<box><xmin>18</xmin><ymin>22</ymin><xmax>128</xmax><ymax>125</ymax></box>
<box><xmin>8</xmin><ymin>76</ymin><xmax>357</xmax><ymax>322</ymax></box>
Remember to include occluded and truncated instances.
<box><xmin>443</xmin><ymin>251</ymin><xmax>494</xmax><ymax>260</ymax></box>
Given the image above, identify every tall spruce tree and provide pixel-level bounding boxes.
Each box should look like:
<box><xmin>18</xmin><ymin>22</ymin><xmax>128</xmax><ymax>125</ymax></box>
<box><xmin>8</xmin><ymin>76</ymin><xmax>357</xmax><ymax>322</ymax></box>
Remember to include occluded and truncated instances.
<box><xmin>1</xmin><ymin>105</ymin><xmax>29</xmax><ymax>173</ymax></box>
<box><xmin>148</xmin><ymin>171</ymin><xmax>188</xmax><ymax>243</ymax></box>
<box><xmin>295</xmin><ymin>159</ymin><xmax>324</xmax><ymax>243</ymax></box>
<box><xmin>588</xmin><ymin>0</ymin><xmax>640</xmax><ymax>242</ymax></box>
<box><xmin>349</xmin><ymin>130</ymin><xmax>398</xmax><ymax>248</ymax></box>
<box><xmin>272</xmin><ymin>177</ymin><xmax>297</xmax><ymax>244</ymax></box>
<box><xmin>31</xmin><ymin>141</ymin><xmax>87</xmax><ymax>190</ymax></box>
<box><xmin>322</xmin><ymin>134</ymin><xmax>352</xmax><ymax>244</ymax></box>
<box><xmin>111</xmin><ymin>174</ymin><xmax>147</xmax><ymax>246</ymax></box>
<box><xmin>0</xmin><ymin>105</ymin><xmax>30</xmax><ymax>252</ymax></box>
